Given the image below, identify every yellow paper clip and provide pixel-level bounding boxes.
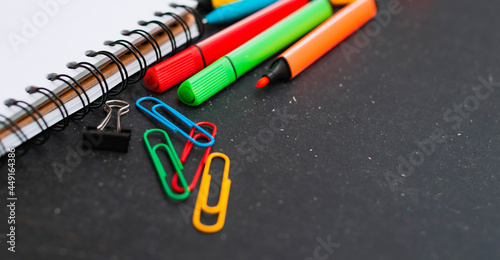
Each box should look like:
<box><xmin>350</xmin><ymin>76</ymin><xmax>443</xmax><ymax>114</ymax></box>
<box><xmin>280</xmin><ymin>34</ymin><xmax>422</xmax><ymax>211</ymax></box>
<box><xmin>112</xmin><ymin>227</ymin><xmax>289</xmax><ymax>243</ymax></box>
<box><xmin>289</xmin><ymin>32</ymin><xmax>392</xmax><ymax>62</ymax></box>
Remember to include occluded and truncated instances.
<box><xmin>193</xmin><ymin>152</ymin><xmax>231</xmax><ymax>233</ymax></box>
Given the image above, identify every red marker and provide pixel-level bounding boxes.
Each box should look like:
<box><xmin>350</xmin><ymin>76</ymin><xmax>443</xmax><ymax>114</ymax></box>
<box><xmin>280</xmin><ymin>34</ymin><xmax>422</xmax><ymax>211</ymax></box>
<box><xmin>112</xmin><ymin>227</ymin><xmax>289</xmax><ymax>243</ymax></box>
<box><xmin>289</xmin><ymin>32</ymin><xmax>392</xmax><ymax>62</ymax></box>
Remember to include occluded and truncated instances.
<box><xmin>144</xmin><ymin>0</ymin><xmax>309</xmax><ymax>93</ymax></box>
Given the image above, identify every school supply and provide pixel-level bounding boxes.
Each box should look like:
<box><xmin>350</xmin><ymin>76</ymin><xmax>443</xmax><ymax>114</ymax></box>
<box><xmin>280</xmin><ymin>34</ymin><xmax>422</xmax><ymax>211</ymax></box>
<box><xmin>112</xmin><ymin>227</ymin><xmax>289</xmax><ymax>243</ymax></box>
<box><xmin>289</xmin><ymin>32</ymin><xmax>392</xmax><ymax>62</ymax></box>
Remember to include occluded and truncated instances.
<box><xmin>211</xmin><ymin>0</ymin><xmax>239</xmax><ymax>9</ymax></box>
<box><xmin>178</xmin><ymin>0</ymin><xmax>333</xmax><ymax>106</ymax></box>
<box><xmin>144</xmin><ymin>128</ymin><xmax>191</xmax><ymax>200</ymax></box>
<box><xmin>193</xmin><ymin>152</ymin><xmax>231</xmax><ymax>233</ymax></box>
<box><xmin>83</xmin><ymin>100</ymin><xmax>132</xmax><ymax>152</ymax></box>
<box><xmin>136</xmin><ymin>97</ymin><xmax>215</xmax><ymax>147</ymax></box>
<box><xmin>257</xmin><ymin>0</ymin><xmax>377</xmax><ymax>87</ymax></box>
<box><xmin>0</xmin><ymin>0</ymin><xmax>203</xmax><ymax>157</ymax></box>
<box><xmin>172</xmin><ymin>122</ymin><xmax>217</xmax><ymax>192</ymax></box>
<box><xmin>331</xmin><ymin>0</ymin><xmax>357</xmax><ymax>5</ymax></box>
<box><xmin>144</xmin><ymin>0</ymin><xmax>309</xmax><ymax>93</ymax></box>
<box><xmin>204</xmin><ymin>0</ymin><xmax>278</xmax><ymax>25</ymax></box>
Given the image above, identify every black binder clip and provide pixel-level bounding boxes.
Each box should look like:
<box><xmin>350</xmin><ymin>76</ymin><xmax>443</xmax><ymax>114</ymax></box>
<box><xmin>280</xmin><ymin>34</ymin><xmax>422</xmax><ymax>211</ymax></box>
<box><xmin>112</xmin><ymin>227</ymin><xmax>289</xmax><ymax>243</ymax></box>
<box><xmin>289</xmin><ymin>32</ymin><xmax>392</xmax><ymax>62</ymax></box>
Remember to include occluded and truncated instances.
<box><xmin>83</xmin><ymin>100</ymin><xmax>131</xmax><ymax>152</ymax></box>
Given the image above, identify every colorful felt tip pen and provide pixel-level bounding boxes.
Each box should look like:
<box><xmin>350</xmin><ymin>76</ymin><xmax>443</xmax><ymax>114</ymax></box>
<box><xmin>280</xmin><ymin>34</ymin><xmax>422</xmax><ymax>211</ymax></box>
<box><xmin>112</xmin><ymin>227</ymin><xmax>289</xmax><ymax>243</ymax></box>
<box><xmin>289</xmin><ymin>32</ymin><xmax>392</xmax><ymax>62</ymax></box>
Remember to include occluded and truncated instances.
<box><xmin>204</xmin><ymin>0</ymin><xmax>279</xmax><ymax>25</ymax></box>
<box><xmin>178</xmin><ymin>0</ymin><xmax>333</xmax><ymax>106</ymax></box>
<box><xmin>257</xmin><ymin>0</ymin><xmax>377</xmax><ymax>88</ymax></box>
<box><xmin>211</xmin><ymin>0</ymin><xmax>239</xmax><ymax>9</ymax></box>
<box><xmin>143</xmin><ymin>0</ymin><xmax>309</xmax><ymax>93</ymax></box>
<box><xmin>330</xmin><ymin>0</ymin><xmax>357</xmax><ymax>5</ymax></box>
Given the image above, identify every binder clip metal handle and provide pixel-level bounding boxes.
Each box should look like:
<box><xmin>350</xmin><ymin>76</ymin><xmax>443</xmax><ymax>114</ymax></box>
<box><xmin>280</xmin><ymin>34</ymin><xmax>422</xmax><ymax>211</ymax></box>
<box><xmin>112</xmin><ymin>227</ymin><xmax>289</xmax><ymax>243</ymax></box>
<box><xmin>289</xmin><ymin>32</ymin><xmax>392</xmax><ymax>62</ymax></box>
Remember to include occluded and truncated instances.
<box><xmin>97</xmin><ymin>100</ymin><xmax>130</xmax><ymax>132</ymax></box>
<box><xmin>83</xmin><ymin>100</ymin><xmax>132</xmax><ymax>153</ymax></box>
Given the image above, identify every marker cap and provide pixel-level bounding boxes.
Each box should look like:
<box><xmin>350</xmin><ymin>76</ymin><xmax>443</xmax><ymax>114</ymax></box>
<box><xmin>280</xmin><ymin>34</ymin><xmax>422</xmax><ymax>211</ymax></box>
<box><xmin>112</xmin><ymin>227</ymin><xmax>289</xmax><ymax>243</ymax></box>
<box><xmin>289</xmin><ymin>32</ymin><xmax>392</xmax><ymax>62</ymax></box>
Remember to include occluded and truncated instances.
<box><xmin>178</xmin><ymin>57</ymin><xmax>236</xmax><ymax>106</ymax></box>
<box><xmin>204</xmin><ymin>0</ymin><xmax>279</xmax><ymax>25</ymax></box>
<box><xmin>211</xmin><ymin>0</ymin><xmax>238</xmax><ymax>8</ymax></box>
<box><xmin>144</xmin><ymin>46</ymin><xmax>205</xmax><ymax>93</ymax></box>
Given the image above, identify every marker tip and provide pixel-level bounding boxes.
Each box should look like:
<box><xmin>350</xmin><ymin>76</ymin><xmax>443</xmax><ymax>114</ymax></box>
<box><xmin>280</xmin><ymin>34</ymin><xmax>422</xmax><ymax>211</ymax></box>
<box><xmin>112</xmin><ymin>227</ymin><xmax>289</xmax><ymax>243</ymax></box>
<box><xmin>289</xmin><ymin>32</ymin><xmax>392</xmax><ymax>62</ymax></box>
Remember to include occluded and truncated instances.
<box><xmin>256</xmin><ymin>76</ymin><xmax>270</xmax><ymax>88</ymax></box>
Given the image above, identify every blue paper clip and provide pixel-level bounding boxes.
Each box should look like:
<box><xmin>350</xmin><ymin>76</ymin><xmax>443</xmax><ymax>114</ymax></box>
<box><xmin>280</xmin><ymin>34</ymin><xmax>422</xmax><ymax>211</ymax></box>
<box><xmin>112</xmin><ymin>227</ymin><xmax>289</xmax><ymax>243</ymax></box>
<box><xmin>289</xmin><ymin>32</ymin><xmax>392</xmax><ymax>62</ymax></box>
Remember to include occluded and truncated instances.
<box><xmin>136</xmin><ymin>97</ymin><xmax>215</xmax><ymax>147</ymax></box>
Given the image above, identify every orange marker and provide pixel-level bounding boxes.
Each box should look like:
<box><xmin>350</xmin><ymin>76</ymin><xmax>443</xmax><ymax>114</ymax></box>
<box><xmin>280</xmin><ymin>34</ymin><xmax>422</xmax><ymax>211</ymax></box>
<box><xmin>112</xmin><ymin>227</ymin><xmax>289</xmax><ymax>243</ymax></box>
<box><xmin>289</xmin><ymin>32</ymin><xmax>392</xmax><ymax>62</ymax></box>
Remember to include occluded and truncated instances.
<box><xmin>257</xmin><ymin>0</ymin><xmax>377</xmax><ymax>88</ymax></box>
<box><xmin>330</xmin><ymin>0</ymin><xmax>357</xmax><ymax>5</ymax></box>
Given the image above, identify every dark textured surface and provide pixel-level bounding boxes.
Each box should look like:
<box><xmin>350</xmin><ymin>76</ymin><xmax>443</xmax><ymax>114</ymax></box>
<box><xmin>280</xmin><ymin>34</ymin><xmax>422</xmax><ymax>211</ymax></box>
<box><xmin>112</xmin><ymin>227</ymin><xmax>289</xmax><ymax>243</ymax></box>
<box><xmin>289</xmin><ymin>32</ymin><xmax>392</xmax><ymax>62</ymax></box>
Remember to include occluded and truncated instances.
<box><xmin>1</xmin><ymin>0</ymin><xmax>500</xmax><ymax>259</ymax></box>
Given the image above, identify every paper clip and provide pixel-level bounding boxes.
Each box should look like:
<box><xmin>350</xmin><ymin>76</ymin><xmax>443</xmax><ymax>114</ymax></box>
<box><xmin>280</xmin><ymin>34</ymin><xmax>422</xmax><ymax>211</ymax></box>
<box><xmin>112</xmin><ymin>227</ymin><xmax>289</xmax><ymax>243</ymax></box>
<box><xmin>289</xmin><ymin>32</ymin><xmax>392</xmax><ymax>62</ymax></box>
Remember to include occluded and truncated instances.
<box><xmin>193</xmin><ymin>152</ymin><xmax>231</xmax><ymax>233</ymax></box>
<box><xmin>172</xmin><ymin>122</ymin><xmax>217</xmax><ymax>193</ymax></box>
<box><xmin>136</xmin><ymin>97</ymin><xmax>215</xmax><ymax>147</ymax></box>
<box><xmin>143</xmin><ymin>128</ymin><xmax>190</xmax><ymax>200</ymax></box>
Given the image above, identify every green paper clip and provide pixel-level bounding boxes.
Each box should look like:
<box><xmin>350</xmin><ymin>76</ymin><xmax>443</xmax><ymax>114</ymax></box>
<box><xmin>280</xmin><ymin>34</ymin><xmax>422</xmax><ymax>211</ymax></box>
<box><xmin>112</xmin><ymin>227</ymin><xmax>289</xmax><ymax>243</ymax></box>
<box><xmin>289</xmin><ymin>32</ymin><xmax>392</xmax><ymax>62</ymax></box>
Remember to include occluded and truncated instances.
<box><xmin>144</xmin><ymin>129</ymin><xmax>190</xmax><ymax>200</ymax></box>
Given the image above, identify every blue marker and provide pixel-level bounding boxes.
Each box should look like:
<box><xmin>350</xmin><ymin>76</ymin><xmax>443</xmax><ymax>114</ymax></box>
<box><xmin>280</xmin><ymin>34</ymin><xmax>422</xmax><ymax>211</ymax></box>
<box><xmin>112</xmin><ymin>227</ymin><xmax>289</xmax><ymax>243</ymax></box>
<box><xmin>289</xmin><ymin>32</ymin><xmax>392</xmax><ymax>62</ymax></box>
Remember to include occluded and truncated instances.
<box><xmin>204</xmin><ymin>0</ymin><xmax>278</xmax><ymax>25</ymax></box>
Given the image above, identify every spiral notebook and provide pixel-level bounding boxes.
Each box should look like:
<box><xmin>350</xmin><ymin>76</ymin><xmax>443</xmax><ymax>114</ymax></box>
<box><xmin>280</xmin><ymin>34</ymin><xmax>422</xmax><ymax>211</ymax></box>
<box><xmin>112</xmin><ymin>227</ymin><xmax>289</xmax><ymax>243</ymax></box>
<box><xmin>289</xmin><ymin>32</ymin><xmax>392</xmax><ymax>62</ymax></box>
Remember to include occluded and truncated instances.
<box><xmin>0</xmin><ymin>0</ymin><xmax>202</xmax><ymax>156</ymax></box>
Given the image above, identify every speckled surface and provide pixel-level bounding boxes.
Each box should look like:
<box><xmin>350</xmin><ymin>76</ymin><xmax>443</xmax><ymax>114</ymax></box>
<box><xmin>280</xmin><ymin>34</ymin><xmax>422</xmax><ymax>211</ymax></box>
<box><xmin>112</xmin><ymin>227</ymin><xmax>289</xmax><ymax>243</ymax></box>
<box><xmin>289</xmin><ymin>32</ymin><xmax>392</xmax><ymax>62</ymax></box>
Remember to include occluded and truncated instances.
<box><xmin>1</xmin><ymin>0</ymin><xmax>500</xmax><ymax>259</ymax></box>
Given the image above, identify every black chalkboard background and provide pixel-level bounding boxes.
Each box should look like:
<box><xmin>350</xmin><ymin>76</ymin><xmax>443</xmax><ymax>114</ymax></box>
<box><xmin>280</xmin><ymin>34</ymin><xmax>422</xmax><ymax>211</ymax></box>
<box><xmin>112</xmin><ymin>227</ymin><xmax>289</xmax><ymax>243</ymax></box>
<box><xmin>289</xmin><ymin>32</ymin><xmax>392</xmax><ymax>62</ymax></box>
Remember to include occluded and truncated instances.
<box><xmin>1</xmin><ymin>0</ymin><xmax>499</xmax><ymax>259</ymax></box>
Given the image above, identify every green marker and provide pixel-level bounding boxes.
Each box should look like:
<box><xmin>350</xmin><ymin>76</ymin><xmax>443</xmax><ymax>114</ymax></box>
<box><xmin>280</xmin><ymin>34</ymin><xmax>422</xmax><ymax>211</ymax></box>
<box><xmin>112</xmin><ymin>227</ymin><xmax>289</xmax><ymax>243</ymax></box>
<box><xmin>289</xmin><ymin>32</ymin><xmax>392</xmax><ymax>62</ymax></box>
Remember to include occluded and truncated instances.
<box><xmin>178</xmin><ymin>0</ymin><xmax>333</xmax><ymax>106</ymax></box>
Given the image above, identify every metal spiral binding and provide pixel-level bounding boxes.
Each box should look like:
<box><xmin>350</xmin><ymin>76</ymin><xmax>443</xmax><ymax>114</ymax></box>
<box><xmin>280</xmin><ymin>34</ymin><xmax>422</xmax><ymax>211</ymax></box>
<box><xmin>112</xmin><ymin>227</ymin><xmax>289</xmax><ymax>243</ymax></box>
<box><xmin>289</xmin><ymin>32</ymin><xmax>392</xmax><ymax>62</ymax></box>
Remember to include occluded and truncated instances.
<box><xmin>26</xmin><ymin>86</ymin><xmax>69</xmax><ymax>131</ymax></box>
<box><xmin>155</xmin><ymin>11</ymin><xmax>192</xmax><ymax>51</ymax></box>
<box><xmin>0</xmin><ymin>114</ymin><xmax>30</xmax><ymax>156</ymax></box>
<box><xmin>138</xmin><ymin>20</ymin><xmax>177</xmax><ymax>59</ymax></box>
<box><xmin>104</xmin><ymin>40</ymin><xmax>145</xmax><ymax>83</ymax></box>
<box><xmin>0</xmin><ymin>115</ymin><xmax>29</xmax><ymax>144</ymax></box>
<box><xmin>170</xmin><ymin>3</ymin><xmax>205</xmax><ymax>41</ymax></box>
<box><xmin>121</xmin><ymin>29</ymin><xmax>162</xmax><ymax>65</ymax></box>
<box><xmin>85</xmin><ymin>50</ymin><xmax>129</xmax><ymax>95</ymax></box>
<box><xmin>4</xmin><ymin>99</ymin><xmax>50</xmax><ymax>145</ymax></box>
<box><xmin>46</xmin><ymin>73</ymin><xmax>90</xmax><ymax>118</ymax></box>
<box><xmin>67</xmin><ymin>61</ymin><xmax>109</xmax><ymax>106</ymax></box>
